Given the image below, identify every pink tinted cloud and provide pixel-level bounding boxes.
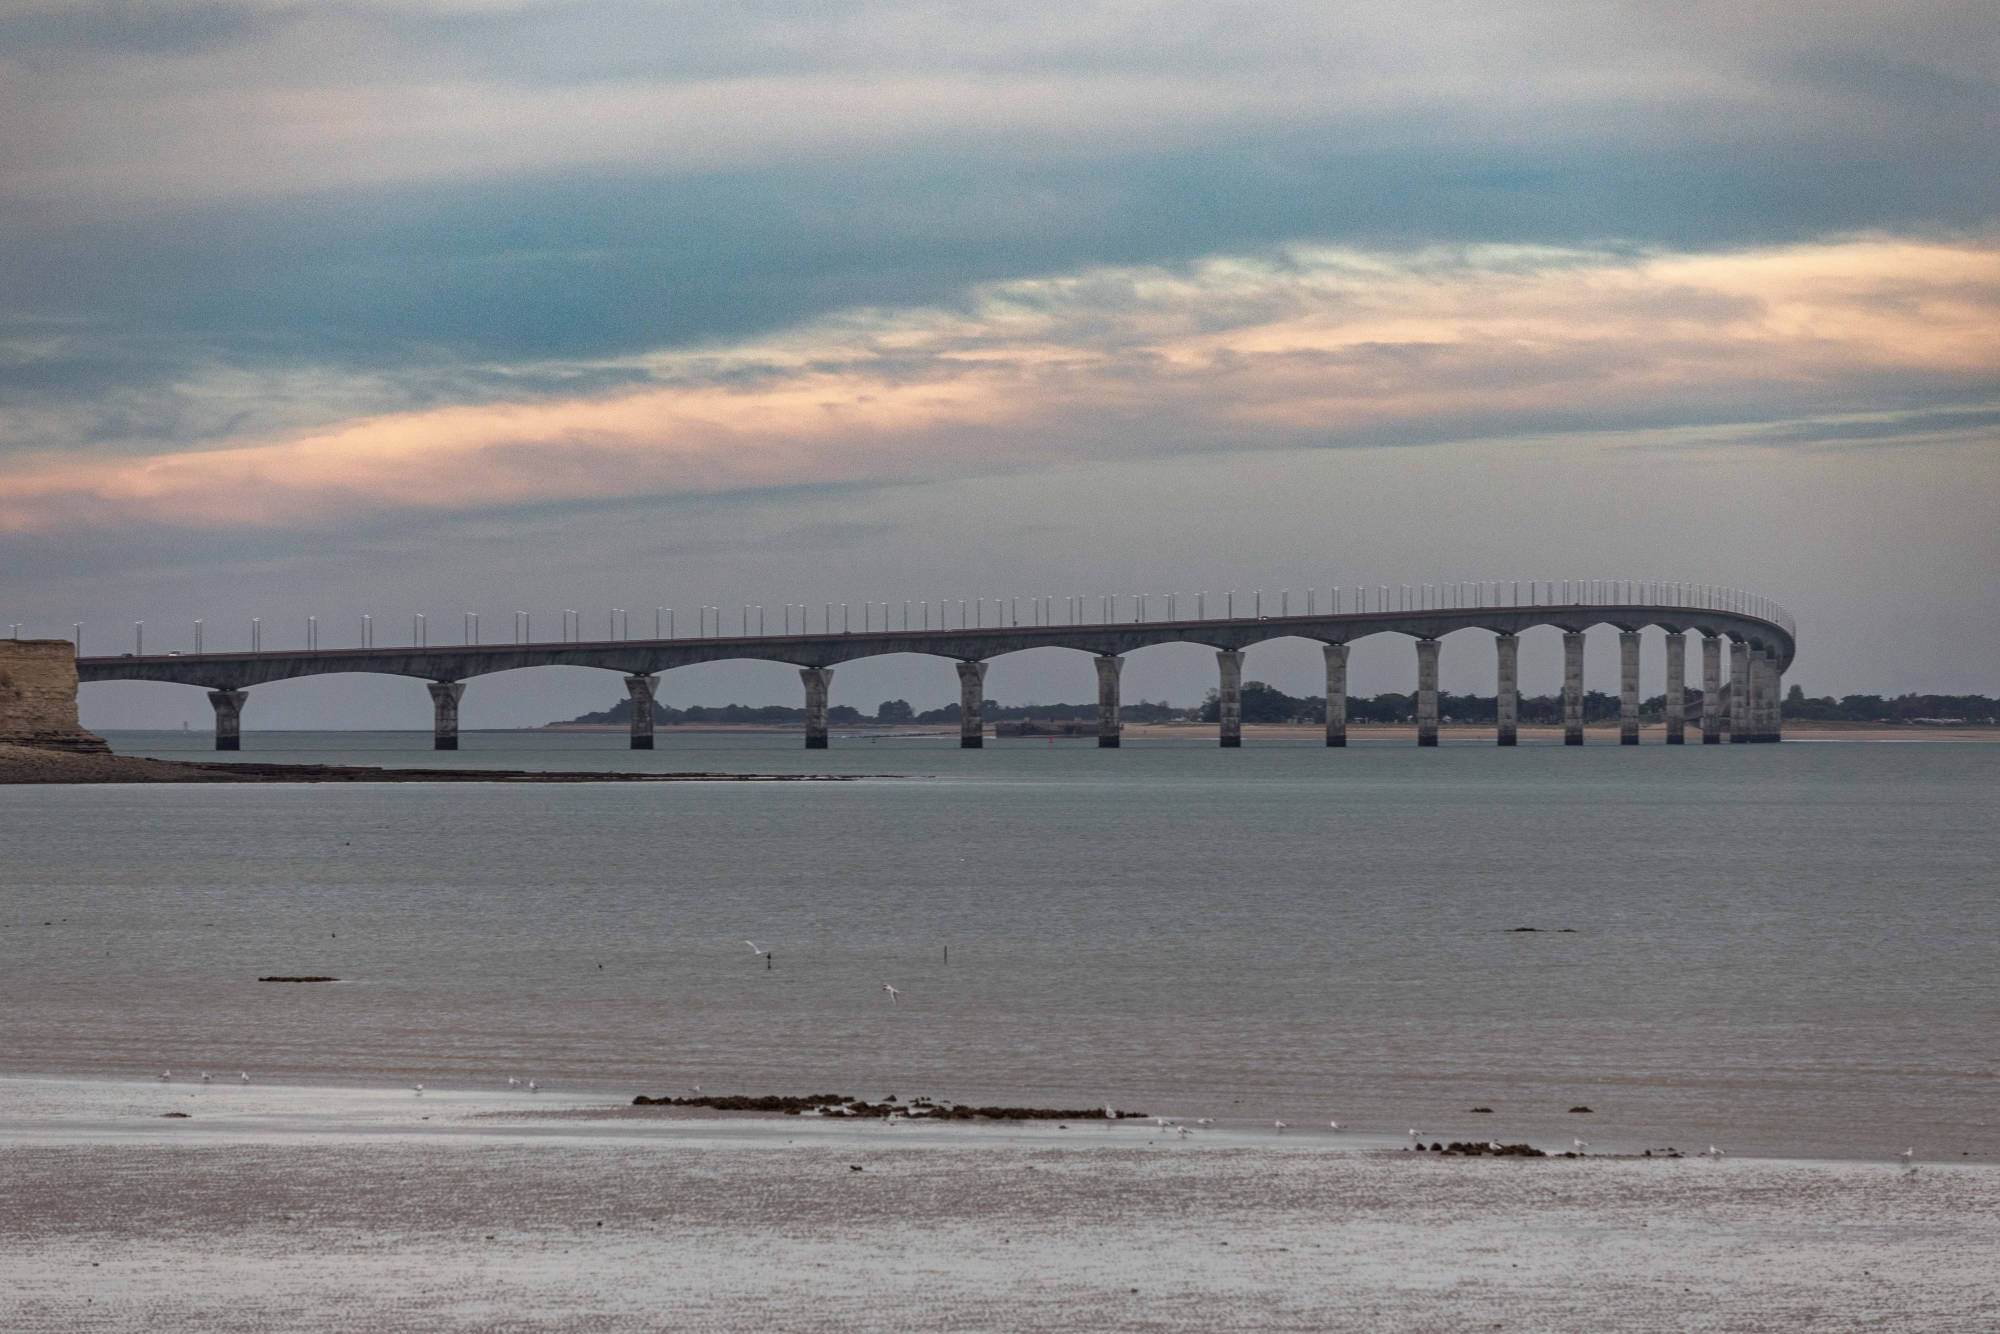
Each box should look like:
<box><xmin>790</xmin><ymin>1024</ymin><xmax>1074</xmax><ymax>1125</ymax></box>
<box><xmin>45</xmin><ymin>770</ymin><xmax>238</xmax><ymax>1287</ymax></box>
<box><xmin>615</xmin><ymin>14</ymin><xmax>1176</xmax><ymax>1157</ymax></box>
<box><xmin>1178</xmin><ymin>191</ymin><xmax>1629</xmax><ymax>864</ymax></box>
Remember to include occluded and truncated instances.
<box><xmin>2</xmin><ymin>236</ymin><xmax>1994</xmax><ymax>535</ymax></box>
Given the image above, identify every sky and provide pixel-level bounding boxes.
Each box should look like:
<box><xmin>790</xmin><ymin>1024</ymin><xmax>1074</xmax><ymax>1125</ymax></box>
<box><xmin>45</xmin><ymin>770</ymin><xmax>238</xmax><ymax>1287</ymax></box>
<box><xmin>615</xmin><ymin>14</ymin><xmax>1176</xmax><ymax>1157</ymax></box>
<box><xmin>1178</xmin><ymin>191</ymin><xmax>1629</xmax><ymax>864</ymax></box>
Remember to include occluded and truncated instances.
<box><xmin>3</xmin><ymin>0</ymin><xmax>1996</xmax><ymax>730</ymax></box>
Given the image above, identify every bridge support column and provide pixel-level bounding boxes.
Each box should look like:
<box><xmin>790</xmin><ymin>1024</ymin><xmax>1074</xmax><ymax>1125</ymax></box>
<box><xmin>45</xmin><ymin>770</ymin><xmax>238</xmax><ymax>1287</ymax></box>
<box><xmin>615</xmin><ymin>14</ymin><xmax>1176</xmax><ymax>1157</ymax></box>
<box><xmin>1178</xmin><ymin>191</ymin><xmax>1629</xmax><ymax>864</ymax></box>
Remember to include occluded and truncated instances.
<box><xmin>1094</xmin><ymin>654</ymin><xmax>1122</xmax><ymax>747</ymax></box>
<box><xmin>1768</xmin><ymin>652</ymin><xmax>1785</xmax><ymax>743</ymax></box>
<box><xmin>1495</xmin><ymin>633</ymin><xmax>1518</xmax><ymax>746</ymax></box>
<box><xmin>1756</xmin><ymin>649</ymin><xmax>1782</xmax><ymax>743</ymax></box>
<box><xmin>1729</xmin><ymin>640</ymin><xmax>1750</xmax><ymax>743</ymax></box>
<box><xmin>1323</xmin><ymin>643</ymin><xmax>1348</xmax><ymax>747</ymax></box>
<box><xmin>207</xmin><ymin>689</ymin><xmax>247</xmax><ymax>752</ymax></box>
<box><xmin>1216</xmin><ymin>649</ymin><xmax>1243</xmax><ymax>747</ymax></box>
<box><xmin>1619</xmin><ymin>631</ymin><xmax>1641</xmax><ymax>745</ymax></box>
<box><xmin>427</xmin><ymin>681</ymin><xmax>464</xmax><ymax>751</ymax></box>
<box><xmin>1701</xmin><ymin>635</ymin><xmax>1723</xmax><ymax>744</ymax></box>
<box><xmin>1664</xmin><ymin>632</ymin><xmax>1686</xmax><ymax>744</ymax></box>
<box><xmin>956</xmin><ymin>660</ymin><xmax>987</xmax><ymax>748</ymax></box>
<box><xmin>624</xmin><ymin>674</ymin><xmax>659</xmax><ymax>750</ymax></box>
<box><xmin>1562</xmin><ymin>632</ymin><xmax>1586</xmax><ymax>745</ymax></box>
<box><xmin>800</xmin><ymin>667</ymin><xmax>833</xmax><ymax>749</ymax></box>
<box><xmin>1415</xmin><ymin>638</ymin><xmax>1440</xmax><ymax>746</ymax></box>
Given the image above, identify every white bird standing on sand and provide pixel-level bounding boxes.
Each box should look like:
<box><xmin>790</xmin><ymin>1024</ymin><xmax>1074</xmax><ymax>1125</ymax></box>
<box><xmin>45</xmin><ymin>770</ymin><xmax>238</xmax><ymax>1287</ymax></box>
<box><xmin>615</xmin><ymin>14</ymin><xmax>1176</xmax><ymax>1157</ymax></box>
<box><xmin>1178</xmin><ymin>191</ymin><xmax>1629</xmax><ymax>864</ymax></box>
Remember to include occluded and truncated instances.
<box><xmin>200</xmin><ymin>1071</ymin><xmax>212</xmax><ymax>1083</ymax></box>
<box><xmin>1328</xmin><ymin>1120</ymin><xmax>1341</xmax><ymax>1131</ymax></box>
<box><xmin>1705</xmin><ymin>1144</ymin><xmax>1724</xmax><ymax>1159</ymax></box>
<box><xmin>528</xmin><ymin>1080</ymin><xmax>539</xmax><ymax>1093</ymax></box>
<box><xmin>1573</xmin><ymin>1138</ymin><xmax>1589</xmax><ymax>1152</ymax></box>
<box><xmin>881</xmin><ymin>983</ymin><xmax>901</xmax><ymax>1003</ymax></box>
<box><xmin>1195</xmin><ymin>1118</ymin><xmax>1215</xmax><ymax>1127</ymax></box>
<box><xmin>239</xmin><ymin>1072</ymin><xmax>250</xmax><ymax>1084</ymax></box>
<box><xmin>1274</xmin><ymin>1120</ymin><xmax>1288</xmax><ymax>1131</ymax></box>
<box><xmin>508</xmin><ymin>1077</ymin><xmax>518</xmax><ymax>1087</ymax></box>
<box><xmin>1408</xmin><ymin>1128</ymin><xmax>1424</xmax><ymax>1139</ymax></box>
<box><xmin>158</xmin><ymin>1070</ymin><xmax>171</xmax><ymax>1082</ymax></box>
<box><xmin>413</xmin><ymin>1083</ymin><xmax>424</xmax><ymax>1097</ymax></box>
<box><xmin>1899</xmin><ymin>1147</ymin><xmax>1915</xmax><ymax>1172</ymax></box>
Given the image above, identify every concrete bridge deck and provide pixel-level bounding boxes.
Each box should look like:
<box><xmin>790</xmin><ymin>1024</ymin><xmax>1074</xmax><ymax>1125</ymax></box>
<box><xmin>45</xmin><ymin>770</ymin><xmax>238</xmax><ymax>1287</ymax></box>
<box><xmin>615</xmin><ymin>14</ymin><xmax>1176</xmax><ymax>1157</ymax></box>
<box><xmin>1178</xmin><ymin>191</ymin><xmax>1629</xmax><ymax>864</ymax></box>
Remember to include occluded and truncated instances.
<box><xmin>75</xmin><ymin>590</ymin><xmax>1796</xmax><ymax>751</ymax></box>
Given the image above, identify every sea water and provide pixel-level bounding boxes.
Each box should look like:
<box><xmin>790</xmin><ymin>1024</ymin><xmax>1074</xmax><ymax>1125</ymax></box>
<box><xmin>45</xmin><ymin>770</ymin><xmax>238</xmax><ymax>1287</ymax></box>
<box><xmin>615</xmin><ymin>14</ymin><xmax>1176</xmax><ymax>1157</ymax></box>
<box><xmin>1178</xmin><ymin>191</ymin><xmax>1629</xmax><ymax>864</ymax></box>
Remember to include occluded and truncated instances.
<box><xmin>1</xmin><ymin>731</ymin><xmax>1993</xmax><ymax>1161</ymax></box>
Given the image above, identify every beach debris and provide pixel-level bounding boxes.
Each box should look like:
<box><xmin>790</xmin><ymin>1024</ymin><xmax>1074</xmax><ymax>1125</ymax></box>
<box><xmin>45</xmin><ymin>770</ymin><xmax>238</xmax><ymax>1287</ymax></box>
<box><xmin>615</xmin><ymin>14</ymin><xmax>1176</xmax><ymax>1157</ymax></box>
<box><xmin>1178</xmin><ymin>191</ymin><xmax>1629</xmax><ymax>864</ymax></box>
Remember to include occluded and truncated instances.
<box><xmin>160</xmin><ymin>1111</ymin><xmax>189</xmax><ymax>1118</ymax></box>
<box><xmin>1569</xmin><ymin>1106</ymin><xmax>1594</xmax><ymax>1113</ymax></box>
<box><xmin>849</xmin><ymin>1164</ymin><xmax>863</xmax><ymax>1172</ymax></box>
<box><xmin>1470</xmin><ymin>1106</ymin><xmax>1494</xmax><ymax>1113</ymax></box>
<box><xmin>631</xmin><ymin>1091</ymin><xmax>1149</xmax><ymax>1121</ymax></box>
<box><xmin>1432</xmin><ymin>1141</ymin><xmax>1546</xmax><ymax>1157</ymax></box>
<box><xmin>258</xmin><ymin>976</ymin><xmax>338</xmax><ymax>983</ymax></box>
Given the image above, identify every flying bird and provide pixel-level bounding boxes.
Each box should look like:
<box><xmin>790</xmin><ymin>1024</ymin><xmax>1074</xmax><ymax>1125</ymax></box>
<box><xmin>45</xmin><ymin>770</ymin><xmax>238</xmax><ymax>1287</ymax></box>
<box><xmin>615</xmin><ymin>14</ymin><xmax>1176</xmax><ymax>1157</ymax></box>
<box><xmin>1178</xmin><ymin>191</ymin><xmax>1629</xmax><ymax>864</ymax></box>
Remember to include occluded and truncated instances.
<box><xmin>881</xmin><ymin>983</ymin><xmax>901</xmax><ymax>1003</ymax></box>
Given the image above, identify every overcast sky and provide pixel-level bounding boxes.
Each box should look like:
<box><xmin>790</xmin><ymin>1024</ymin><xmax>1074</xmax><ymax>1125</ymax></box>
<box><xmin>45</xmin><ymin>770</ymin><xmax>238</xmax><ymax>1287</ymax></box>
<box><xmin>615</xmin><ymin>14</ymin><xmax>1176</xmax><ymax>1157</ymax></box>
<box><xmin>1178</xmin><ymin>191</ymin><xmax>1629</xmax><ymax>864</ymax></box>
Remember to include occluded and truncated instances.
<box><xmin>3</xmin><ymin>1</ymin><xmax>1996</xmax><ymax>729</ymax></box>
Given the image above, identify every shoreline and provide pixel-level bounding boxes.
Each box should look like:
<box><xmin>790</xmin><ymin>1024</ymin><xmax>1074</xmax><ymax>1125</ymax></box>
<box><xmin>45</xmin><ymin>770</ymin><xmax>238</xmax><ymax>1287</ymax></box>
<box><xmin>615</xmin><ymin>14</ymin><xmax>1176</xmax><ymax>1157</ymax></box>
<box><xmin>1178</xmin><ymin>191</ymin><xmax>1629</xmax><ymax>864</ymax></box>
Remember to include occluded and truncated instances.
<box><xmin>0</xmin><ymin>743</ymin><xmax>864</xmax><ymax>785</ymax></box>
<box><xmin>4</xmin><ymin>1074</ymin><xmax>1992</xmax><ymax>1333</ymax></box>
<box><xmin>533</xmin><ymin>719</ymin><xmax>2000</xmax><ymax>742</ymax></box>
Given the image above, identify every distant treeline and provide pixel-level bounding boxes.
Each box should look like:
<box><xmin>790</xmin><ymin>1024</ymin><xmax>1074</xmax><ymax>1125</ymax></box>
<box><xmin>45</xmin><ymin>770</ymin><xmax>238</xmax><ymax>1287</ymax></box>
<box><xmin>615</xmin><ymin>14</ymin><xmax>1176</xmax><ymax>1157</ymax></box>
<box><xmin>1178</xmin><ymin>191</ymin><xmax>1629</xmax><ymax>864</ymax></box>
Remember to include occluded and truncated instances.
<box><xmin>565</xmin><ymin>686</ymin><xmax>1999</xmax><ymax>727</ymax></box>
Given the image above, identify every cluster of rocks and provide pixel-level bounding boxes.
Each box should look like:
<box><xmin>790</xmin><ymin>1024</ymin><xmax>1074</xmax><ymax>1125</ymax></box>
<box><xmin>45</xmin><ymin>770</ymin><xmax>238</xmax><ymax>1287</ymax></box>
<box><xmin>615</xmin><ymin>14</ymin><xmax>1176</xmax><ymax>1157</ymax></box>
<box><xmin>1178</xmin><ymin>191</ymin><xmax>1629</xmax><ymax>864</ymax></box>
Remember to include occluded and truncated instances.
<box><xmin>1413</xmin><ymin>1141</ymin><xmax>1548</xmax><ymax>1157</ymax></box>
<box><xmin>630</xmin><ymin>1092</ymin><xmax>1148</xmax><ymax>1121</ymax></box>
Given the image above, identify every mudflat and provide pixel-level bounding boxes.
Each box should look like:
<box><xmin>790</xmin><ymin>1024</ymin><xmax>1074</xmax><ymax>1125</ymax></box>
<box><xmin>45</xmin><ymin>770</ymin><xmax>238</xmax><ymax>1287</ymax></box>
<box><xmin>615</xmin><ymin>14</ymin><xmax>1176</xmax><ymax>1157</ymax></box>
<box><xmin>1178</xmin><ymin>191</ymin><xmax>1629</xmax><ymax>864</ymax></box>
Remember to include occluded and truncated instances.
<box><xmin>2</xmin><ymin>1078</ymin><xmax>1992</xmax><ymax>1333</ymax></box>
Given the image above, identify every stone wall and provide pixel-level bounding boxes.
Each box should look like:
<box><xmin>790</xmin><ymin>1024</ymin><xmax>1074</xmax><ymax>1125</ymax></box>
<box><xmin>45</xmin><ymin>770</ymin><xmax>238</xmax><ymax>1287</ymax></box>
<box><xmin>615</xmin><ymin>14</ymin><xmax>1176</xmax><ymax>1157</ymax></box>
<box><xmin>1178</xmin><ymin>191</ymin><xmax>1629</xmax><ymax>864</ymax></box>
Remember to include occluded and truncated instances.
<box><xmin>0</xmin><ymin>640</ymin><xmax>108</xmax><ymax>752</ymax></box>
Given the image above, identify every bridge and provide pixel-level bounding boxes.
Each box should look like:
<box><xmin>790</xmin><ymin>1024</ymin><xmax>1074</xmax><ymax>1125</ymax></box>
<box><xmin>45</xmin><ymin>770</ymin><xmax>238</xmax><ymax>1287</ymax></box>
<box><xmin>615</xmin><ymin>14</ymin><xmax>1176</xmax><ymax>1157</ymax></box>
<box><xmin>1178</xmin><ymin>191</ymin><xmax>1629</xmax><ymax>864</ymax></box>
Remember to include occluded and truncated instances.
<box><xmin>75</xmin><ymin>581</ymin><xmax>1796</xmax><ymax>751</ymax></box>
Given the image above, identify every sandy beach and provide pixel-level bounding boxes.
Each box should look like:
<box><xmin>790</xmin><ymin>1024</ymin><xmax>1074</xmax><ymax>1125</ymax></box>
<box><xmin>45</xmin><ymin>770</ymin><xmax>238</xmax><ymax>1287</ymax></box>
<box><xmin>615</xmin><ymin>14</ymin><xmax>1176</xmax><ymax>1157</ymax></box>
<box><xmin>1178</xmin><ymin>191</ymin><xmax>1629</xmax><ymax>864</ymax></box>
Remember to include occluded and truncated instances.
<box><xmin>3</xmin><ymin>1076</ymin><xmax>1993</xmax><ymax>1332</ymax></box>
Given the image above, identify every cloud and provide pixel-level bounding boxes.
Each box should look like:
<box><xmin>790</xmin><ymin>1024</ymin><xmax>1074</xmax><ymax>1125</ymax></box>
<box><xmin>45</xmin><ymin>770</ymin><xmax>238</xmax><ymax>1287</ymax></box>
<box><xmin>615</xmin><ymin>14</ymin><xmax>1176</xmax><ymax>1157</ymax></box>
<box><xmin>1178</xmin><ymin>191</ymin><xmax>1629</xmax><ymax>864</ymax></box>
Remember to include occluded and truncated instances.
<box><xmin>2</xmin><ymin>235</ymin><xmax>1993</xmax><ymax>537</ymax></box>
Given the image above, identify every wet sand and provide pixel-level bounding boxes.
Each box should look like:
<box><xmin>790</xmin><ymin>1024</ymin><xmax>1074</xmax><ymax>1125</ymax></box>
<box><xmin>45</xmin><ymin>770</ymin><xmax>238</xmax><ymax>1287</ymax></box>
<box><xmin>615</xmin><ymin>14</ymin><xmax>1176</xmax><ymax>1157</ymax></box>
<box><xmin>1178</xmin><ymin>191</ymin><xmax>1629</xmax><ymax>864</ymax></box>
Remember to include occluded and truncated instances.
<box><xmin>3</xmin><ymin>1077</ymin><xmax>1993</xmax><ymax>1332</ymax></box>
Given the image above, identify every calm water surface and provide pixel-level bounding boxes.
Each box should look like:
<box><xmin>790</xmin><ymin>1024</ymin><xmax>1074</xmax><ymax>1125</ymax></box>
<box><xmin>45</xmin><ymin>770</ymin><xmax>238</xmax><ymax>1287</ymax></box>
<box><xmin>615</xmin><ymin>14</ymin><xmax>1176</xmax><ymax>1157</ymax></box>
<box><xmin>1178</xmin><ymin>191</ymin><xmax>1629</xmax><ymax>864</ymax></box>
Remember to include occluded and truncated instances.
<box><xmin>2</xmin><ymin>730</ymin><xmax>1994</xmax><ymax>1160</ymax></box>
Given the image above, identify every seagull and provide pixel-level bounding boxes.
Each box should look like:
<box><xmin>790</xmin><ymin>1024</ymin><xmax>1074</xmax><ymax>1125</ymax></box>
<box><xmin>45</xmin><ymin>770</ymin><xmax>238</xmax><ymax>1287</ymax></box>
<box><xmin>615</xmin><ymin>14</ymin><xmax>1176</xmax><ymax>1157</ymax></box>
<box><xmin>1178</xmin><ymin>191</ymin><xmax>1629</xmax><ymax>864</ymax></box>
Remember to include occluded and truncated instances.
<box><xmin>1899</xmin><ymin>1147</ymin><xmax>1915</xmax><ymax>1170</ymax></box>
<box><xmin>1274</xmin><ymin>1120</ymin><xmax>1288</xmax><ymax>1131</ymax></box>
<box><xmin>1103</xmin><ymin>1103</ymin><xmax>1116</xmax><ymax>1120</ymax></box>
<box><xmin>1705</xmin><ymin>1144</ymin><xmax>1724</xmax><ymax>1160</ymax></box>
<box><xmin>413</xmin><ymin>1083</ymin><xmax>424</xmax><ymax>1097</ymax></box>
<box><xmin>238</xmin><ymin>1072</ymin><xmax>250</xmax><ymax>1084</ymax></box>
<box><xmin>745</xmin><ymin>940</ymin><xmax>771</xmax><ymax>959</ymax></box>
<box><xmin>200</xmin><ymin>1071</ymin><xmax>212</xmax><ymax>1083</ymax></box>
<box><xmin>1407</xmin><ymin>1128</ymin><xmax>1424</xmax><ymax>1139</ymax></box>
<box><xmin>507</xmin><ymin>1077</ymin><xmax>518</xmax><ymax>1087</ymax></box>
<box><xmin>1488</xmin><ymin>1141</ymin><xmax>1503</xmax><ymax>1152</ymax></box>
<box><xmin>1195</xmin><ymin>1117</ymin><xmax>1215</xmax><ymax>1127</ymax></box>
<box><xmin>527</xmin><ymin>1080</ymin><xmax>539</xmax><ymax>1093</ymax></box>
<box><xmin>1573</xmin><ymin>1138</ymin><xmax>1589</xmax><ymax>1152</ymax></box>
<box><xmin>881</xmin><ymin>983</ymin><xmax>901</xmax><ymax>1003</ymax></box>
<box><xmin>157</xmin><ymin>1070</ymin><xmax>171</xmax><ymax>1082</ymax></box>
<box><xmin>1328</xmin><ymin>1120</ymin><xmax>1341</xmax><ymax>1131</ymax></box>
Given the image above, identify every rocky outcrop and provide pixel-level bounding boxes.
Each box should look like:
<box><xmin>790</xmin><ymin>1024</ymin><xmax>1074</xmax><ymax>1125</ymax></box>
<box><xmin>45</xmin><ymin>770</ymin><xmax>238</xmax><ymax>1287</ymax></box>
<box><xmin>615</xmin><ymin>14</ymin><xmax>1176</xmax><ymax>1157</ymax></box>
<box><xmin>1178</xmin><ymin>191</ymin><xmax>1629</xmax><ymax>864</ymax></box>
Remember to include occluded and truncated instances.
<box><xmin>0</xmin><ymin>641</ymin><xmax>107</xmax><ymax>753</ymax></box>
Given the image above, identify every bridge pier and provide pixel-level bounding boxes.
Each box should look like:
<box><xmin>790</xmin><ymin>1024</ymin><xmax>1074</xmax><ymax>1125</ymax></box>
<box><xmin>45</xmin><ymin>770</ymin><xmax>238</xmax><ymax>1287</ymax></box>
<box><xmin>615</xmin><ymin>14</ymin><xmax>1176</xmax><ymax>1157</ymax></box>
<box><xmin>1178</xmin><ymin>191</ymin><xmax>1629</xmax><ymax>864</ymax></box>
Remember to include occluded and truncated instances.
<box><xmin>956</xmin><ymin>660</ymin><xmax>986</xmax><ymax>748</ymax></box>
<box><xmin>1094</xmin><ymin>654</ymin><xmax>1122</xmax><ymax>747</ymax></box>
<box><xmin>1415</xmin><ymin>639</ymin><xmax>1439</xmax><ymax>746</ymax></box>
<box><xmin>1562</xmin><ymin>632</ymin><xmax>1585</xmax><ymax>745</ymax></box>
<box><xmin>800</xmin><ymin>667</ymin><xmax>833</xmax><ymax>749</ymax></box>
<box><xmin>207</xmin><ymin>688</ymin><xmax>247</xmax><ymax>751</ymax></box>
<box><xmin>624</xmin><ymin>674</ymin><xmax>659</xmax><ymax>750</ymax></box>
<box><xmin>1729</xmin><ymin>640</ymin><xmax>1751</xmax><ymax>743</ymax></box>
<box><xmin>1323</xmin><ymin>643</ymin><xmax>1347</xmax><ymax>747</ymax></box>
<box><xmin>1756</xmin><ymin>648</ymin><xmax>1783</xmax><ymax>742</ymax></box>
<box><xmin>1216</xmin><ymin>649</ymin><xmax>1243</xmax><ymax>747</ymax></box>
<box><xmin>1619</xmin><ymin>631</ymin><xmax>1641</xmax><ymax>745</ymax></box>
<box><xmin>426</xmin><ymin>681</ymin><xmax>465</xmax><ymax>750</ymax></box>
<box><xmin>1664</xmin><ymin>632</ymin><xmax>1686</xmax><ymax>744</ymax></box>
<box><xmin>1495</xmin><ymin>633</ymin><xmax>1518</xmax><ymax>746</ymax></box>
<box><xmin>1702</xmin><ymin>634</ymin><xmax>1723</xmax><ymax>743</ymax></box>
